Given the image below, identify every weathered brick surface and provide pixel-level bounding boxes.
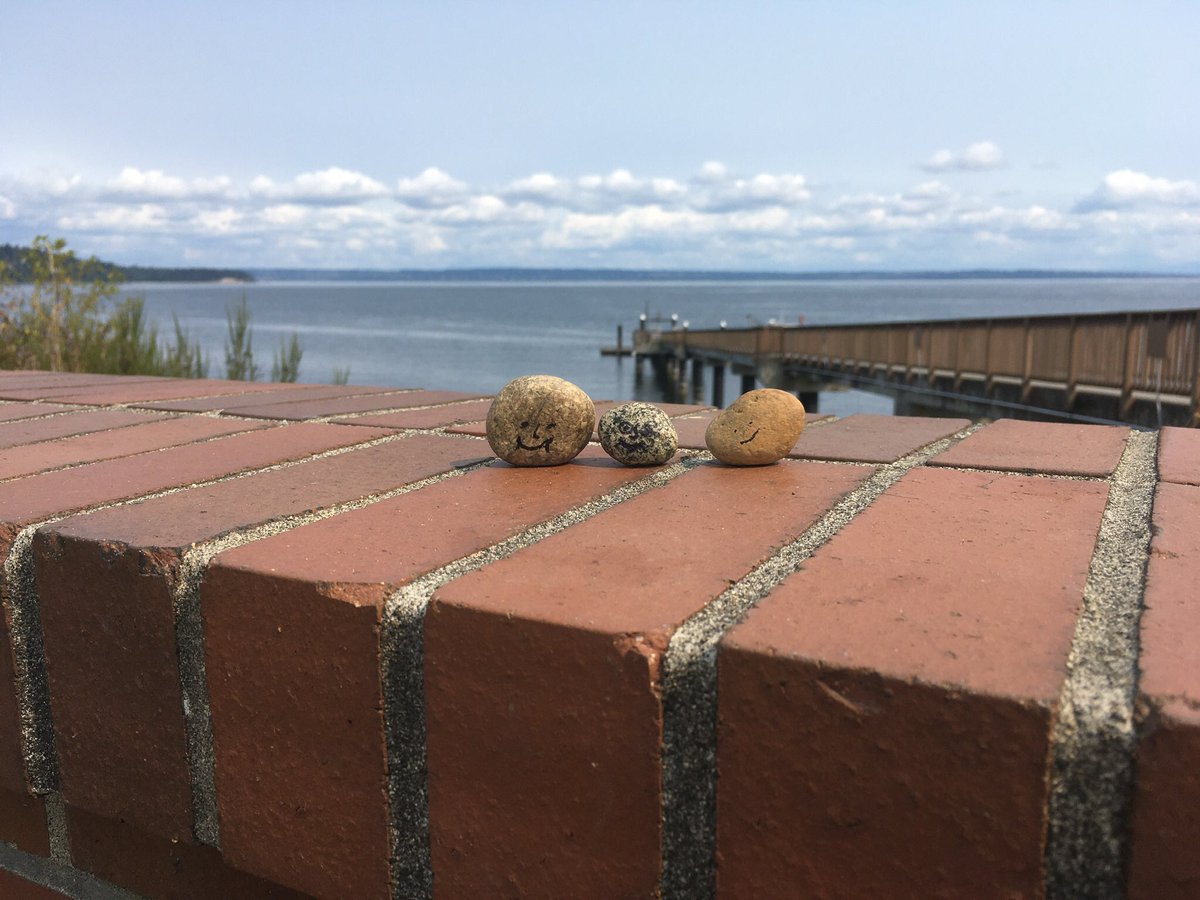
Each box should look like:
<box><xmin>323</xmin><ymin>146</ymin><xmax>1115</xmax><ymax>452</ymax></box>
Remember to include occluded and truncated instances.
<box><xmin>788</xmin><ymin>413</ymin><xmax>970</xmax><ymax>462</ymax></box>
<box><xmin>0</xmin><ymin>416</ymin><xmax>265</xmax><ymax>481</ymax></box>
<box><xmin>334</xmin><ymin>398</ymin><xmax>494</xmax><ymax>429</ymax></box>
<box><xmin>0</xmin><ymin>867</ymin><xmax>68</xmax><ymax>899</ymax></box>
<box><xmin>1128</xmin><ymin>481</ymin><xmax>1200</xmax><ymax>898</ymax></box>
<box><xmin>1158</xmin><ymin>426</ymin><xmax>1200</xmax><ymax>486</ymax></box>
<box><xmin>0</xmin><ymin>422</ymin><xmax>390</xmax><ymax>853</ymax></box>
<box><xmin>138</xmin><ymin>383</ymin><xmax>400</xmax><ymax>413</ymax></box>
<box><xmin>931</xmin><ymin>417</ymin><xmax>1130</xmax><ymax>476</ymax></box>
<box><xmin>717</xmin><ymin>467</ymin><xmax>1109</xmax><ymax>897</ymax></box>
<box><xmin>0</xmin><ymin>409</ymin><xmax>165</xmax><ymax>450</ymax></box>
<box><xmin>425</xmin><ymin>460</ymin><xmax>870</xmax><ymax>896</ymax></box>
<box><xmin>68</xmin><ymin>807</ymin><xmax>308</xmax><ymax>900</ymax></box>
<box><xmin>22</xmin><ymin>377</ymin><xmax>289</xmax><ymax>405</ymax></box>
<box><xmin>0</xmin><ymin>421</ymin><xmax>388</xmax><ymax>526</ymax></box>
<box><xmin>201</xmin><ymin>449</ymin><xmax>655</xmax><ymax>899</ymax></box>
<box><xmin>0</xmin><ymin>373</ymin><xmax>169</xmax><ymax>399</ymax></box>
<box><xmin>0</xmin><ymin>403</ymin><xmax>74</xmax><ymax>423</ymax></box>
<box><xmin>0</xmin><ymin>785</ymin><xmax>50</xmax><ymax>856</ymax></box>
<box><xmin>33</xmin><ymin>435</ymin><xmax>481</xmax><ymax>844</ymax></box>
<box><xmin>228</xmin><ymin>388</ymin><xmax>485</xmax><ymax>421</ymax></box>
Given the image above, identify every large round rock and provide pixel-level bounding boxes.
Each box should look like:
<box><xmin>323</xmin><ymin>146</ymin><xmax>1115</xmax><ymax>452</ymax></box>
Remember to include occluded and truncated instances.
<box><xmin>705</xmin><ymin>388</ymin><xmax>806</xmax><ymax>465</ymax></box>
<box><xmin>486</xmin><ymin>375</ymin><xmax>595</xmax><ymax>466</ymax></box>
<box><xmin>598</xmin><ymin>402</ymin><xmax>678</xmax><ymax>466</ymax></box>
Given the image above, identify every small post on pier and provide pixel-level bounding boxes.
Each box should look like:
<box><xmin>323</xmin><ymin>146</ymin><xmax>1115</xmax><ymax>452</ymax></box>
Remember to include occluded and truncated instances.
<box><xmin>616</xmin><ymin>325</ymin><xmax>623</xmax><ymax>354</ymax></box>
<box><xmin>712</xmin><ymin>363</ymin><xmax>726</xmax><ymax>408</ymax></box>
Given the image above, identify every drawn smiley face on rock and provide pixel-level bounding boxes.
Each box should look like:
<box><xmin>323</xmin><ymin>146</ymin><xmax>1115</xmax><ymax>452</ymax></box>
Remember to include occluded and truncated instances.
<box><xmin>485</xmin><ymin>375</ymin><xmax>595</xmax><ymax>467</ymax></box>
<box><xmin>515</xmin><ymin>414</ymin><xmax>557</xmax><ymax>453</ymax></box>
<box><xmin>705</xmin><ymin>388</ymin><xmax>806</xmax><ymax>466</ymax></box>
<box><xmin>598</xmin><ymin>402</ymin><xmax>678</xmax><ymax>466</ymax></box>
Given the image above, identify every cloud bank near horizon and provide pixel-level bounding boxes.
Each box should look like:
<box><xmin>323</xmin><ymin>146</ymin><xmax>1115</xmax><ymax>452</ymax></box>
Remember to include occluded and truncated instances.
<box><xmin>1</xmin><ymin>149</ymin><xmax>1197</xmax><ymax>272</ymax></box>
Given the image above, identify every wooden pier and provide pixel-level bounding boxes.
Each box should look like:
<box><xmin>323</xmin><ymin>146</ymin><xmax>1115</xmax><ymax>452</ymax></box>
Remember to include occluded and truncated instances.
<box><xmin>631</xmin><ymin>308</ymin><xmax>1200</xmax><ymax>426</ymax></box>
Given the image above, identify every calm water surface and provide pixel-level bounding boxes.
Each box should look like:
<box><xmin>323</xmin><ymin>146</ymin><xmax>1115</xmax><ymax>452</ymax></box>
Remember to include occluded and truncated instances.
<box><xmin>123</xmin><ymin>279</ymin><xmax>1200</xmax><ymax>416</ymax></box>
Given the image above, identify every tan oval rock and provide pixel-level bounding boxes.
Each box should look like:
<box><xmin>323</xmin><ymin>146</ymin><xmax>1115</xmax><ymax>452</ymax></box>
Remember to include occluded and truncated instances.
<box><xmin>705</xmin><ymin>388</ymin><xmax>806</xmax><ymax>465</ymax></box>
<box><xmin>486</xmin><ymin>375</ymin><xmax>595</xmax><ymax>466</ymax></box>
<box><xmin>598</xmin><ymin>402</ymin><xmax>678</xmax><ymax>466</ymax></box>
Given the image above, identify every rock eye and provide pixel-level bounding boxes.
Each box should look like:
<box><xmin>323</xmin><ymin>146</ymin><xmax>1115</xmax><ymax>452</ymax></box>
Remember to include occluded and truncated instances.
<box><xmin>520</xmin><ymin>421</ymin><xmax>529</xmax><ymax>428</ymax></box>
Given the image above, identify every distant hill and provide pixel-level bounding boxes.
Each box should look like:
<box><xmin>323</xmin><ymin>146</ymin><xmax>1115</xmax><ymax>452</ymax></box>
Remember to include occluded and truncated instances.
<box><xmin>0</xmin><ymin>243</ymin><xmax>253</xmax><ymax>284</ymax></box>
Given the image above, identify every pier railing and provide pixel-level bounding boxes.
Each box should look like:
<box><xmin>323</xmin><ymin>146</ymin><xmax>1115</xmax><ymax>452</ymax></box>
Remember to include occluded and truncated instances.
<box><xmin>650</xmin><ymin>308</ymin><xmax>1200</xmax><ymax>424</ymax></box>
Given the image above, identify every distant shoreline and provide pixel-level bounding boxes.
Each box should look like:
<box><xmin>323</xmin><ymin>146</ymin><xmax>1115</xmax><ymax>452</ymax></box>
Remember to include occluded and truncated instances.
<box><xmin>241</xmin><ymin>267</ymin><xmax>1198</xmax><ymax>284</ymax></box>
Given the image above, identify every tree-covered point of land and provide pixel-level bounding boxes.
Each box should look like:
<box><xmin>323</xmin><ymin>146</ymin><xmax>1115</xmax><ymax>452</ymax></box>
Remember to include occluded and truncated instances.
<box><xmin>0</xmin><ymin>236</ymin><xmax>299</xmax><ymax>381</ymax></box>
<box><xmin>0</xmin><ymin>242</ymin><xmax>253</xmax><ymax>284</ymax></box>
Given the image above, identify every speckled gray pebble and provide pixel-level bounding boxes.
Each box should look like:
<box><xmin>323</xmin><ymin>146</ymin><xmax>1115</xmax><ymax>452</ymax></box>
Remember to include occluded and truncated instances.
<box><xmin>599</xmin><ymin>402</ymin><xmax>678</xmax><ymax>466</ymax></box>
<box><xmin>486</xmin><ymin>375</ymin><xmax>595</xmax><ymax>466</ymax></box>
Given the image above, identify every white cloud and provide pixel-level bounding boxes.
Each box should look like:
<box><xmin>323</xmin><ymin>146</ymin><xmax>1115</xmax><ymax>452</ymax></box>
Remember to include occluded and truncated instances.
<box><xmin>1075</xmin><ymin>169</ymin><xmax>1200</xmax><ymax>212</ymax></box>
<box><xmin>2</xmin><ymin>159</ymin><xmax>1195</xmax><ymax>270</ymax></box>
<box><xmin>108</xmin><ymin>167</ymin><xmax>233</xmax><ymax>200</ymax></box>
<box><xmin>251</xmin><ymin>167</ymin><xmax>388</xmax><ymax>203</ymax></box>
<box><xmin>57</xmin><ymin>203</ymin><xmax>170</xmax><ymax>231</ymax></box>
<box><xmin>395</xmin><ymin>167</ymin><xmax>469</xmax><ymax>208</ymax></box>
<box><xmin>923</xmin><ymin>140</ymin><xmax>1005</xmax><ymax>172</ymax></box>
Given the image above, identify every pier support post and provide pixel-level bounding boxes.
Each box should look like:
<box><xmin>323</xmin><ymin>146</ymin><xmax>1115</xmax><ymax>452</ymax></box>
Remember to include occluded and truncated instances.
<box><xmin>617</xmin><ymin>325</ymin><xmax>624</xmax><ymax>354</ymax></box>
<box><xmin>691</xmin><ymin>357</ymin><xmax>704</xmax><ymax>392</ymax></box>
<box><xmin>799</xmin><ymin>390</ymin><xmax>819</xmax><ymax>412</ymax></box>
<box><xmin>712</xmin><ymin>364</ymin><xmax>726</xmax><ymax>408</ymax></box>
<box><xmin>740</xmin><ymin>373</ymin><xmax>756</xmax><ymax>395</ymax></box>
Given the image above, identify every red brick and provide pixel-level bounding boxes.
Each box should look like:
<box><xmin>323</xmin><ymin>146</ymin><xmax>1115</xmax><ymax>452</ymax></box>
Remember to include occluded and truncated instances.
<box><xmin>0</xmin><ymin>787</ymin><xmax>49</xmax><ymax>856</ymax></box>
<box><xmin>1128</xmin><ymin>482</ymin><xmax>1200</xmax><ymax>898</ymax></box>
<box><xmin>0</xmin><ymin>409</ymin><xmax>166</xmax><ymax>451</ymax></box>
<box><xmin>0</xmin><ymin>867</ymin><xmax>68</xmax><ymax>899</ymax></box>
<box><xmin>717</xmin><ymin>467</ymin><xmax>1109</xmax><ymax>897</ymax></box>
<box><xmin>229</xmin><ymin>388</ymin><xmax>485</xmax><ymax>421</ymax></box>
<box><xmin>137</xmin><ymin>383</ymin><xmax>401</xmax><ymax>413</ymax></box>
<box><xmin>1158</xmin><ymin>426</ymin><xmax>1200</xmax><ymax>486</ymax></box>
<box><xmin>23</xmin><ymin>377</ymin><xmax>289</xmax><ymax>405</ymax></box>
<box><xmin>0</xmin><ymin>423</ymin><xmax>389</xmax><ymax>824</ymax></box>
<box><xmin>425</xmin><ymin>460</ymin><xmax>871</xmax><ymax>895</ymax></box>
<box><xmin>33</xmin><ymin>435</ymin><xmax>481</xmax><ymax>843</ymax></box>
<box><xmin>68</xmin><ymin>807</ymin><xmax>307</xmax><ymax>900</ymax></box>
<box><xmin>201</xmin><ymin>448</ymin><xmax>656</xmax><ymax>898</ymax></box>
<box><xmin>669</xmin><ymin>412</ymin><xmax>717</xmax><ymax>450</ymax></box>
<box><xmin>931</xmin><ymin>418</ymin><xmax>1129</xmax><ymax>476</ymax></box>
<box><xmin>788</xmin><ymin>413</ymin><xmax>970</xmax><ymax>463</ymax></box>
<box><xmin>0</xmin><ymin>421</ymin><xmax>389</xmax><ymax>527</ymax></box>
<box><xmin>0</xmin><ymin>403</ymin><xmax>75</xmax><ymax>423</ymax></box>
<box><xmin>334</xmin><ymin>398</ymin><xmax>495</xmax><ymax>429</ymax></box>
<box><xmin>0</xmin><ymin>416</ymin><xmax>266</xmax><ymax>481</ymax></box>
<box><xmin>0</xmin><ymin>374</ymin><xmax>168</xmax><ymax>399</ymax></box>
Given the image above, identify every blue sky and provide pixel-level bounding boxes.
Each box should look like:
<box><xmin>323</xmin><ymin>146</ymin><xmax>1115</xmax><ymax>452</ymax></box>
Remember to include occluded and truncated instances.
<box><xmin>2</xmin><ymin>1</ymin><xmax>1197</xmax><ymax>271</ymax></box>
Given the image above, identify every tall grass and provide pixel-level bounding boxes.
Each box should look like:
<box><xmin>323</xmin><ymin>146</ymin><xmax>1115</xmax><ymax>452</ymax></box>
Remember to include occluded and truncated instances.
<box><xmin>0</xmin><ymin>237</ymin><xmax>305</xmax><ymax>382</ymax></box>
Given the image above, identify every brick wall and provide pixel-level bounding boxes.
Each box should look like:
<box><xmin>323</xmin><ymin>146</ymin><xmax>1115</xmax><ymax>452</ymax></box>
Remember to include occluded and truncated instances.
<box><xmin>0</xmin><ymin>370</ymin><xmax>1194</xmax><ymax>899</ymax></box>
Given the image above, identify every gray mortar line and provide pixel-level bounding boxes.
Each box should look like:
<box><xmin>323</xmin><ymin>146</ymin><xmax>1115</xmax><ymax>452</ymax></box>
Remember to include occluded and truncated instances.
<box><xmin>1044</xmin><ymin>428</ymin><xmax>1158</xmax><ymax>900</ymax></box>
<box><xmin>172</xmin><ymin>457</ymin><xmax>493</xmax><ymax>848</ymax></box>
<box><xmin>381</xmin><ymin>456</ymin><xmax>706</xmax><ymax>900</ymax></box>
<box><xmin>0</xmin><ymin>839</ymin><xmax>142</xmax><ymax>900</ymax></box>
<box><xmin>929</xmin><ymin>463</ymin><xmax>1109</xmax><ymax>483</ymax></box>
<box><xmin>317</xmin><ymin>397</ymin><xmax>494</xmax><ymax>423</ymax></box>
<box><xmin>0</xmin><ymin>428</ymin><xmax>433</xmax><ymax>802</ymax></box>
<box><xmin>44</xmin><ymin>790</ymin><xmax>70</xmax><ymax>863</ymax></box>
<box><xmin>659</xmin><ymin>421</ymin><xmax>983</xmax><ymax>900</ymax></box>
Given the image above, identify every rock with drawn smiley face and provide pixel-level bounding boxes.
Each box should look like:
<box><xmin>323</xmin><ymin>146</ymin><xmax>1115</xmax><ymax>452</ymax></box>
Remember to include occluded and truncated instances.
<box><xmin>486</xmin><ymin>375</ymin><xmax>595</xmax><ymax>466</ymax></box>
<box><xmin>598</xmin><ymin>402</ymin><xmax>678</xmax><ymax>466</ymax></box>
<box><xmin>705</xmin><ymin>388</ymin><xmax>806</xmax><ymax>465</ymax></box>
